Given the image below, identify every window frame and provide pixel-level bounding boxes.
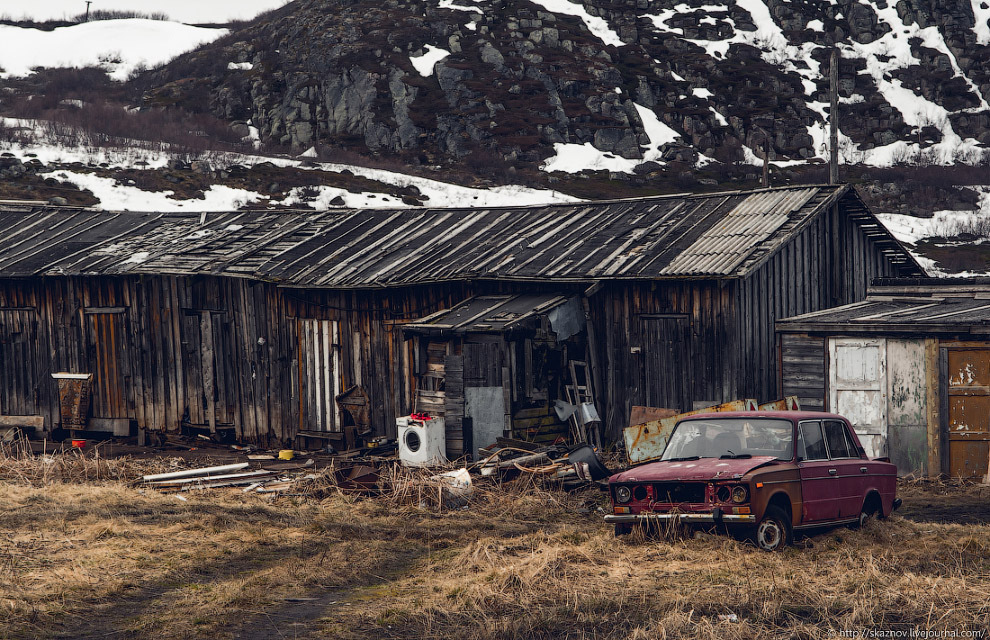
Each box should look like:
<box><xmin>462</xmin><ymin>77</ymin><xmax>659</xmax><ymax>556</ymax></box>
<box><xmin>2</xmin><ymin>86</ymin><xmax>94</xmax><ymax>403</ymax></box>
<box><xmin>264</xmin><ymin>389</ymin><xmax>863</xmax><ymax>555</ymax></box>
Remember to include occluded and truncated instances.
<box><xmin>797</xmin><ymin>420</ymin><xmax>829</xmax><ymax>461</ymax></box>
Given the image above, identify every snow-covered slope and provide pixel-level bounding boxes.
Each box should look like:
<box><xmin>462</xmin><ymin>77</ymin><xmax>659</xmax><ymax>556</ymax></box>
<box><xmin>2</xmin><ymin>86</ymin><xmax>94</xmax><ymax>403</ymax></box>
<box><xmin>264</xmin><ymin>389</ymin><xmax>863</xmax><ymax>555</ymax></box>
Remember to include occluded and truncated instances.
<box><xmin>0</xmin><ymin>20</ymin><xmax>227</xmax><ymax>80</ymax></box>
<box><xmin>0</xmin><ymin>0</ymin><xmax>290</xmax><ymax>23</ymax></box>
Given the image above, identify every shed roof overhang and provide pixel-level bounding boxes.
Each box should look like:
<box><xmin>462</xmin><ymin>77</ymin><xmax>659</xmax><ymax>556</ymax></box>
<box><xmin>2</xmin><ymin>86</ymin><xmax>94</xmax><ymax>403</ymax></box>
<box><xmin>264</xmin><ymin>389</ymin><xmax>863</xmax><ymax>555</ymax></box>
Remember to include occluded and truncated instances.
<box><xmin>402</xmin><ymin>293</ymin><xmax>582</xmax><ymax>338</ymax></box>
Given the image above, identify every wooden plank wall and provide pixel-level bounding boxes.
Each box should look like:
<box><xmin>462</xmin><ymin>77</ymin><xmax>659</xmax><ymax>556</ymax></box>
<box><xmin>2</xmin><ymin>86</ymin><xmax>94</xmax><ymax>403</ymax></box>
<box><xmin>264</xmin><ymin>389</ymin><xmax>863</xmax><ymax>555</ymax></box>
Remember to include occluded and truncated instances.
<box><xmin>0</xmin><ymin>276</ymin><xmax>471</xmax><ymax>445</ymax></box>
<box><xmin>778</xmin><ymin>333</ymin><xmax>826</xmax><ymax>410</ymax></box>
<box><xmin>737</xmin><ymin>205</ymin><xmax>904</xmax><ymax>405</ymax></box>
<box><xmin>589</xmin><ymin>280</ymin><xmax>732</xmax><ymax>440</ymax></box>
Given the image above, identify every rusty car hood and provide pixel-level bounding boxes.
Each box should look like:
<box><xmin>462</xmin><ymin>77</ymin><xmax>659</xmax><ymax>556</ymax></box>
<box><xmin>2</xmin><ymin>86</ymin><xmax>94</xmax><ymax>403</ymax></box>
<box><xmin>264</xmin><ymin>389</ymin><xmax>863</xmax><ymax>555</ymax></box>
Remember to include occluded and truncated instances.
<box><xmin>610</xmin><ymin>456</ymin><xmax>781</xmax><ymax>483</ymax></box>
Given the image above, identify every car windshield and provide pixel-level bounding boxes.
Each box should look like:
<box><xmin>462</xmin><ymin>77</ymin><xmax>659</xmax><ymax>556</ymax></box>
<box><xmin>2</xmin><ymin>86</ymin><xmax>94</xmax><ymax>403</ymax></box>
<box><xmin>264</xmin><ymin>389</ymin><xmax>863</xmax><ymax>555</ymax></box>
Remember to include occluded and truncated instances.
<box><xmin>660</xmin><ymin>418</ymin><xmax>794</xmax><ymax>461</ymax></box>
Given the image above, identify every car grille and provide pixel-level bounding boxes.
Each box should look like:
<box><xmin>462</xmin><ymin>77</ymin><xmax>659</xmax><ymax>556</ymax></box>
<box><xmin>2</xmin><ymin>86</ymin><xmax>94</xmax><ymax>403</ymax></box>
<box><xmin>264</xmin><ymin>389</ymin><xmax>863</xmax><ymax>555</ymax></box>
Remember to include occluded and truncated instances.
<box><xmin>652</xmin><ymin>482</ymin><xmax>706</xmax><ymax>504</ymax></box>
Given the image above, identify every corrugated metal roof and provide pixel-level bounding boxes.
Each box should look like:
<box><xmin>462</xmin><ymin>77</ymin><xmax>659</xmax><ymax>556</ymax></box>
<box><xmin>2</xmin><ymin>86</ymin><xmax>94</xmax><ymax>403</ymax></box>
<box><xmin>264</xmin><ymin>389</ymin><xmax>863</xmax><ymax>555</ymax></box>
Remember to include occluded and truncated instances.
<box><xmin>0</xmin><ymin>185</ymin><xmax>921</xmax><ymax>287</ymax></box>
<box><xmin>403</xmin><ymin>293</ymin><xmax>571</xmax><ymax>334</ymax></box>
<box><xmin>777</xmin><ymin>281</ymin><xmax>990</xmax><ymax>333</ymax></box>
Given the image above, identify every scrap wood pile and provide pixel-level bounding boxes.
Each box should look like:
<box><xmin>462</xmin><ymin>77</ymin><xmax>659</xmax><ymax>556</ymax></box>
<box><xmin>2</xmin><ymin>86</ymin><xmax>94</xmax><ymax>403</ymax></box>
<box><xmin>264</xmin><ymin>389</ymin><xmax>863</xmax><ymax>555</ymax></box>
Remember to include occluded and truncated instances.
<box><xmin>134</xmin><ymin>459</ymin><xmax>320</xmax><ymax>494</ymax></box>
<box><xmin>131</xmin><ymin>437</ymin><xmax>614</xmax><ymax>512</ymax></box>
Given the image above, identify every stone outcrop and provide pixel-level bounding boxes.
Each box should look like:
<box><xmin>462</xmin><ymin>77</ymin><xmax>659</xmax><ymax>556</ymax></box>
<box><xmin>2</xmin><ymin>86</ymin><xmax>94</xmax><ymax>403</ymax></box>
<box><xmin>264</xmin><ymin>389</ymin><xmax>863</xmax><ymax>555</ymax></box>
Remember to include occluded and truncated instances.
<box><xmin>140</xmin><ymin>0</ymin><xmax>990</xmax><ymax>170</ymax></box>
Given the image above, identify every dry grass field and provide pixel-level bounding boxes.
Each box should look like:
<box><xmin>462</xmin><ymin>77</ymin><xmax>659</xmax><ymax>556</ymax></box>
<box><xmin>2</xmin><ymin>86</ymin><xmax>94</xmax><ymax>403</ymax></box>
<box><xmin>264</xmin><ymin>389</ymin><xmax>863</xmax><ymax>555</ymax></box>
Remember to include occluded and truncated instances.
<box><xmin>1</xmin><ymin>447</ymin><xmax>989</xmax><ymax>640</ymax></box>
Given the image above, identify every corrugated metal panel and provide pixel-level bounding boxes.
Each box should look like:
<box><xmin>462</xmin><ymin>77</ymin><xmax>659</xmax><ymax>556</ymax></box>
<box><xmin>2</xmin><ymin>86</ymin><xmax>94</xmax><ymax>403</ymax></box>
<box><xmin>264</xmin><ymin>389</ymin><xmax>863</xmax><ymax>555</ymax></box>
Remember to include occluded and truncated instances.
<box><xmin>661</xmin><ymin>188</ymin><xmax>817</xmax><ymax>275</ymax></box>
<box><xmin>0</xmin><ymin>185</ymin><xmax>916</xmax><ymax>286</ymax></box>
<box><xmin>777</xmin><ymin>285</ymin><xmax>990</xmax><ymax>331</ymax></box>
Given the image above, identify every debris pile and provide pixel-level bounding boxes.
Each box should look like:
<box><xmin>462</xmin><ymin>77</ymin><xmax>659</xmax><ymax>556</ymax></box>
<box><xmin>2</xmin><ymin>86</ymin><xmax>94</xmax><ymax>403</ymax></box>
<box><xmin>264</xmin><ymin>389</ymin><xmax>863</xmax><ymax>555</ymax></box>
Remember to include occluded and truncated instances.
<box><xmin>135</xmin><ymin>459</ymin><xmax>318</xmax><ymax>494</ymax></box>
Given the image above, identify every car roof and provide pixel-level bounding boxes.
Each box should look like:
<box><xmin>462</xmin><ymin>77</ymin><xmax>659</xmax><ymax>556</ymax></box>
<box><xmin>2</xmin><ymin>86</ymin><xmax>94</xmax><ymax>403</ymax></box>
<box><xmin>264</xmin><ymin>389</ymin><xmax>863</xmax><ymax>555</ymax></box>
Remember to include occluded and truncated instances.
<box><xmin>679</xmin><ymin>410</ymin><xmax>846</xmax><ymax>422</ymax></box>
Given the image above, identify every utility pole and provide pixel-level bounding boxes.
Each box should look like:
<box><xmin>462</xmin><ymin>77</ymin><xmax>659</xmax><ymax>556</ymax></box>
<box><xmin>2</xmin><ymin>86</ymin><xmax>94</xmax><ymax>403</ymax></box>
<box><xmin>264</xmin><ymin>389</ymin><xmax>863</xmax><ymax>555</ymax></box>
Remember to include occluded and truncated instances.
<box><xmin>762</xmin><ymin>136</ymin><xmax>770</xmax><ymax>188</ymax></box>
<box><xmin>829</xmin><ymin>47</ymin><xmax>839</xmax><ymax>185</ymax></box>
<box><xmin>85</xmin><ymin>1</ymin><xmax>92</xmax><ymax>22</ymax></box>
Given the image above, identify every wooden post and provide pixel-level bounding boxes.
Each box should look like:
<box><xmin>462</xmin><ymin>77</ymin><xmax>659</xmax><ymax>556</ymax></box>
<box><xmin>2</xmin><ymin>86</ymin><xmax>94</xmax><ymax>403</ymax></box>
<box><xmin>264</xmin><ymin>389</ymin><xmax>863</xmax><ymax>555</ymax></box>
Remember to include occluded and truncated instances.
<box><xmin>761</xmin><ymin>136</ymin><xmax>770</xmax><ymax>188</ymax></box>
<box><xmin>829</xmin><ymin>47</ymin><xmax>839</xmax><ymax>185</ymax></box>
<box><xmin>85</xmin><ymin>1</ymin><xmax>92</xmax><ymax>21</ymax></box>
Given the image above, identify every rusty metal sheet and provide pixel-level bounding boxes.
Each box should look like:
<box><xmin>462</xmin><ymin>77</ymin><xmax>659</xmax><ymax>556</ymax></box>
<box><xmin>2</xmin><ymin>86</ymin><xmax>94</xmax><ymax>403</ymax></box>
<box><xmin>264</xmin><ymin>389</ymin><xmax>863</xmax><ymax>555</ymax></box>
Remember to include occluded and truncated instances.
<box><xmin>946</xmin><ymin>348</ymin><xmax>990</xmax><ymax>478</ymax></box>
<box><xmin>757</xmin><ymin>396</ymin><xmax>801</xmax><ymax>411</ymax></box>
<box><xmin>623</xmin><ymin>398</ymin><xmax>757</xmax><ymax>465</ymax></box>
<box><xmin>628</xmin><ymin>406</ymin><xmax>677</xmax><ymax>428</ymax></box>
<box><xmin>51</xmin><ymin>373</ymin><xmax>92</xmax><ymax>428</ymax></box>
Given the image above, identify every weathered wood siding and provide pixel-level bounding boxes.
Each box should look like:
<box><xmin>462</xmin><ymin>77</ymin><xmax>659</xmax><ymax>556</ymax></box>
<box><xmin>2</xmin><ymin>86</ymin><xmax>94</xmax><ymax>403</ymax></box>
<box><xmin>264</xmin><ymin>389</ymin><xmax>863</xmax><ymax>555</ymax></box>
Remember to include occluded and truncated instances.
<box><xmin>738</xmin><ymin>204</ymin><xmax>903</xmax><ymax>403</ymax></box>
<box><xmin>0</xmin><ymin>276</ymin><xmax>469</xmax><ymax>444</ymax></box>
<box><xmin>590</xmin><ymin>280</ymin><xmax>733</xmax><ymax>439</ymax></box>
<box><xmin>778</xmin><ymin>333</ymin><xmax>826</xmax><ymax>411</ymax></box>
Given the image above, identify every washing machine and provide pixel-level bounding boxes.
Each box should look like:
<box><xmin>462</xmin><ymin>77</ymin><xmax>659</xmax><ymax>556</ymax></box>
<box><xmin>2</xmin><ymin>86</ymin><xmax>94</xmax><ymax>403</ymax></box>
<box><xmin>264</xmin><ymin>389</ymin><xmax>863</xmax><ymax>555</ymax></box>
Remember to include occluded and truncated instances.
<box><xmin>397</xmin><ymin>414</ymin><xmax>447</xmax><ymax>467</ymax></box>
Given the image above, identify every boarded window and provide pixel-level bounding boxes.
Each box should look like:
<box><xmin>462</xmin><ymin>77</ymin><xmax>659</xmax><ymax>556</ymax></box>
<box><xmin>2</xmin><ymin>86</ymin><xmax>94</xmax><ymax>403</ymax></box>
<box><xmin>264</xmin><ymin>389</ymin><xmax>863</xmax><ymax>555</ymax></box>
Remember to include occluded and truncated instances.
<box><xmin>296</xmin><ymin>319</ymin><xmax>342</xmax><ymax>432</ymax></box>
<box><xmin>0</xmin><ymin>309</ymin><xmax>42</xmax><ymax>415</ymax></box>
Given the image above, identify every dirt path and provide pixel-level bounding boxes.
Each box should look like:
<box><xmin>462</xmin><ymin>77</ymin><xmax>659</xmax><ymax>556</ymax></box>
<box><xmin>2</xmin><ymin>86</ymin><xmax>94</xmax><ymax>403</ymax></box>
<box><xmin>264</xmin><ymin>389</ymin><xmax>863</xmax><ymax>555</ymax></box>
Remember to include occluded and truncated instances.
<box><xmin>225</xmin><ymin>548</ymin><xmax>429</xmax><ymax>640</ymax></box>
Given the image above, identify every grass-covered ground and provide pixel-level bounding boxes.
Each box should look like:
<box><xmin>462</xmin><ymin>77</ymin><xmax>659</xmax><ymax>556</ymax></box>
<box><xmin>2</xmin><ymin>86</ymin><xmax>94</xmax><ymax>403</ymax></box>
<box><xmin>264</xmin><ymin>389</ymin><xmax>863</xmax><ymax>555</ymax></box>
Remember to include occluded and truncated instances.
<box><xmin>1</xmin><ymin>449</ymin><xmax>988</xmax><ymax>639</ymax></box>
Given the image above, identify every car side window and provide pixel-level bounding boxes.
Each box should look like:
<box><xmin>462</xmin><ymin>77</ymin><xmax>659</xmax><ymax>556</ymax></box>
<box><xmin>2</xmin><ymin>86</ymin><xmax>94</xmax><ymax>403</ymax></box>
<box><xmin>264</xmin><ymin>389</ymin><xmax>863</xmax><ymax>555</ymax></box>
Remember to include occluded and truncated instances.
<box><xmin>798</xmin><ymin>421</ymin><xmax>828</xmax><ymax>460</ymax></box>
<box><xmin>840</xmin><ymin>421</ymin><xmax>862</xmax><ymax>458</ymax></box>
<box><xmin>823</xmin><ymin>420</ymin><xmax>852</xmax><ymax>458</ymax></box>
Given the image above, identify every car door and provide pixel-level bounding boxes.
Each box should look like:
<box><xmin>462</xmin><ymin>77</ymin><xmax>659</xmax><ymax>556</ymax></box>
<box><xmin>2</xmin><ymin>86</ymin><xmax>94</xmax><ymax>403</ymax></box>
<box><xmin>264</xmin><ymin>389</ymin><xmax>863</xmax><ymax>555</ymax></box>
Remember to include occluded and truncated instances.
<box><xmin>823</xmin><ymin>419</ymin><xmax>865</xmax><ymax>520</ymax></box>
<box><xmin>797</xmin><ymin>420</ymin><xmax>839</xmax><ymax>522</ymax></box>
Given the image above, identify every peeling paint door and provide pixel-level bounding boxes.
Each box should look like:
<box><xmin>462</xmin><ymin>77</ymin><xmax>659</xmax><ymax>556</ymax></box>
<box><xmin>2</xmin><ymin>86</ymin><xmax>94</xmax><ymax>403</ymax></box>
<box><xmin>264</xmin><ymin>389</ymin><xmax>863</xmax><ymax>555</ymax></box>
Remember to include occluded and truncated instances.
<box><xmin>828</xmin><ymin>338</ymin><xmax>886</xmax><ymax>458</ymax></box>
<box><xmin>296</xmin><ymin>319</ymin><xmax>342</xmax><ymax>432</ymax></box>
<box><xmin>944</xmin><ymin>348</ymin><xmax>990</xmax><ymax>478</ymax></box>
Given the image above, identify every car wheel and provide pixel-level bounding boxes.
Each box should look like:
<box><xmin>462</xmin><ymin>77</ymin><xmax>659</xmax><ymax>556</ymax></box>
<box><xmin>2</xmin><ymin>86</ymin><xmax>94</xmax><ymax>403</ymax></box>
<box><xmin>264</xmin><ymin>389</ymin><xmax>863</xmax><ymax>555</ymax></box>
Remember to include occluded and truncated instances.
<box><xmin>755</xmin><ymin>506</ymin><xmax>792</xmax><ymax>552</ymax></box>
<box><xmin>853</xmin><ymin>499</ymin><xmax>880</xmax><ymax>530</ymax></box>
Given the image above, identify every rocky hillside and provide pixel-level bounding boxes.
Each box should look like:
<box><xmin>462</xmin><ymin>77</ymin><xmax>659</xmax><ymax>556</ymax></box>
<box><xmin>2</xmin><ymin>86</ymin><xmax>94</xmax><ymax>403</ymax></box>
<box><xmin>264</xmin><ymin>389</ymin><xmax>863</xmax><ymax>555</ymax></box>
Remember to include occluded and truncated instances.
<box><xmin>140</xmin><ymin>0</ymin><xmax>990</xmax><ymax>180</ymax></box>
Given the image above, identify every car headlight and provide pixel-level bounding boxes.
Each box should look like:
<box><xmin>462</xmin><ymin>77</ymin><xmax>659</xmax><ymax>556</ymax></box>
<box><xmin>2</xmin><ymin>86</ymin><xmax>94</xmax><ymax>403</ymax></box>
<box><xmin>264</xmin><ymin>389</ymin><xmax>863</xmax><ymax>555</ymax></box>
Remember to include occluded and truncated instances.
<box><xmin>731</xmin><ymin>485</ymin><xmax>748</xmax><ymax>504</ymax></box>
<box><xmin>615</xmin><ymin>486</ymin><xmax>631</xmax><ymax>503</ymax></box>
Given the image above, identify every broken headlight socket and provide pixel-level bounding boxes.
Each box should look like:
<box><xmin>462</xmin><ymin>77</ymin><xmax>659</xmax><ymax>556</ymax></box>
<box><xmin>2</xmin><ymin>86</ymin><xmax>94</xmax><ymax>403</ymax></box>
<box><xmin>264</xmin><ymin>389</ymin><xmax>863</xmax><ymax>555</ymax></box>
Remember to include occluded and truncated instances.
<box><xmin>615</xmin><ymin>486</ymin><xmax>632</xmax><ymax>503</ymax></box>
<box><xmin>731</xmin><ymin>485</ymin><xmax>748</xmax><ymax>504</ymax></box>
<box><xmin>716</xmin><ymin>485</ymin><xmax>732</xmax><ymax>503</ymax></box>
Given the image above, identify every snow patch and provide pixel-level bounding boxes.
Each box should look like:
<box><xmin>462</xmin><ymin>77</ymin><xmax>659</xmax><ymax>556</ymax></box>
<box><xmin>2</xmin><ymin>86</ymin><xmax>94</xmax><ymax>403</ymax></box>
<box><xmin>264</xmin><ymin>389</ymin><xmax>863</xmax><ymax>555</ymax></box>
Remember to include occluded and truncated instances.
<box><xmin>228</xmin><ymin>62</ymin><xmax>254</xmax><ymax>71</ymax></box>
<box><xmin>438</xmin><ymin>0</ymin><xmax>483</xmax><ymax>12</ymax></box>
<box><xmin>530</xmin><ymin>0</ymin><xmax>625</xmax><ymax>46</ymax></box>
<box><xmin>541</xmin><ymin>103</ymin><xmax>679</xmax><ymax>173</ymax></box>
<box><xmin>410</xmin><ymin>45</ymin><xmax>451</xmax><ymax>77</ymax></box>
<box><xmin>972</xmin><ymin>0</ymin><xmax>990</xmax><ymax>44</ymax></box>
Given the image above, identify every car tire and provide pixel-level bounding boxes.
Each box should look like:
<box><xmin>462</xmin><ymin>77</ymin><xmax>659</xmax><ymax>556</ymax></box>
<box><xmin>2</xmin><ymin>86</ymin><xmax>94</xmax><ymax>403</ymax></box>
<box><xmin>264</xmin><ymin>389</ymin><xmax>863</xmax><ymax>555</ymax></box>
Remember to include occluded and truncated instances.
<box><xmin>755</xmin><ymin>506</ymin><xmax>791</xmax><ymax>552</ymax></box>
<box><xmin>853</xmin><ymin>498</ymin><xmax>880</xmax><ymax>530</ymax></box>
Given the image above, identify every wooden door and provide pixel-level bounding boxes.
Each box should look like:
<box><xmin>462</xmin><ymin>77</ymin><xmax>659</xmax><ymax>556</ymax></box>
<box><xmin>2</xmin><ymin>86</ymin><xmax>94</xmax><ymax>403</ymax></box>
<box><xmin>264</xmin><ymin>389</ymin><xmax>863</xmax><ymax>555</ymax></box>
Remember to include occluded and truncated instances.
<box><xmin>829</xmin><ymin>338</ymin><xmax>886</xmax><ymax>458</ymax></box>
<box><xmin>296</xmin><ymin>319</ymin><xmax>342</xmax><ymax>432</ymax></box>
<box><xmin>181</xmin><ymin>311</ymin><xmax>236</xmax><ymax>432</ymax></box>
<box><xmin>943</xmin><ymin>347</ymin><xmax>990</xmax><ymax>478</ymax></box>
<box><xmin>84</xmin><ymin>309</ymin><xmax>130</xmax><ymax>420</ymax></box>
<box><xmin>0</xmin><ymin>309</ymin><xmax>42</xmax><ymax>416</ymax></box>
<box><xmin>641</xmin><ymin>315</ymin><xmax>692</xmax><ymax>413</ymax></box>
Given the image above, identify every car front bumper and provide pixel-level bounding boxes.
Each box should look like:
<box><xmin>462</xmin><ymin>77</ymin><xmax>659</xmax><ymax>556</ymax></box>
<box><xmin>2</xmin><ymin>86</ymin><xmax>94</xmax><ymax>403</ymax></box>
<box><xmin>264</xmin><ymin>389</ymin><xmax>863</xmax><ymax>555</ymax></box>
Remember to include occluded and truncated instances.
<box><xmin>605</xmin><ymin>511</ymin><xmax>757</xmax><ymax>525</ymax></box>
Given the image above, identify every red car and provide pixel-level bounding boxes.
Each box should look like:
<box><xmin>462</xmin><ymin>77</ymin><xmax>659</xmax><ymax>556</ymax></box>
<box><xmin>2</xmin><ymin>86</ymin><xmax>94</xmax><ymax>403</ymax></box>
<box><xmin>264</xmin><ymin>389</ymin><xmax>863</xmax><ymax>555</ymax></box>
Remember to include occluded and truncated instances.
<box><xmin>605</xmin><ymin>411</ymin><xmax>901</xmax><ymax>550</ymax></box>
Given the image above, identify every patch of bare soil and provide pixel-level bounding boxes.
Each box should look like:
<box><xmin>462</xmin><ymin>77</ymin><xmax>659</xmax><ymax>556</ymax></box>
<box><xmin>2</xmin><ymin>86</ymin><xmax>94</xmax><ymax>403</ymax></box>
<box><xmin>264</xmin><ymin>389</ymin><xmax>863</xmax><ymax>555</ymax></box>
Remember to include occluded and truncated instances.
<box><xmin>897</xmin><ymin>478</ymin><xmax>990</xmax><ymax>524</ymax></box>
